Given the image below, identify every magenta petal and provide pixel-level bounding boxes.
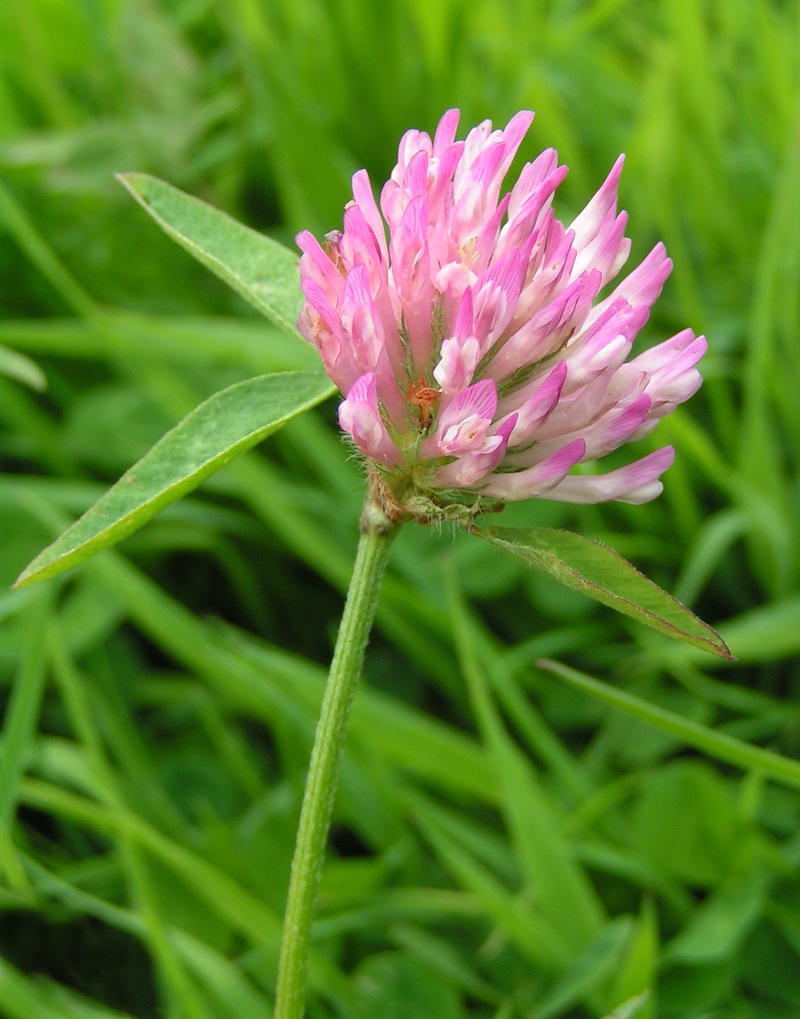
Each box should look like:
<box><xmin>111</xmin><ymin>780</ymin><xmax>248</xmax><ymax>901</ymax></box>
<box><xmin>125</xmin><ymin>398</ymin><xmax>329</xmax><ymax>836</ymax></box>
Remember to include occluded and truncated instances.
<box><xmin>539</xmin><ymin>446</ymin><xmax>676</xmax><ymax>505</ymax></box>
<box><xmin>351</xmin><ymin>169</ymin><xmax>388</xmax><ymax>263</ymax></box>
<box><xmin>430</xmin><ymin>413</ymin><xmax>518</xmax><ymax>489</ymax></box>
<box><xmin>297</xmin><ymin>109</ymin><xmax>704</xmax><ymax>506</ymax></box>
<box><xmin>576</xmin><ymin>393</ymin><xmax>654</xmax><ymax>460</ymax></box>
<box><xmin>482</xmin><ymin>439</ymin><xmax>587</xmax><ymax>500</ymax></box>
<box><xmin>504</xmin><ymin>360</ymin><xmax>568</xmax><ymax>445</ymax></box>
<box><xmin>569</xmin><ymin>155</ymin><xmax>624</xmax><ymax>248</ymax></box>
<box><xmin>433</xmin><ymin>109</ymin><xmax>461</xmax><ymax>157</ymax></box>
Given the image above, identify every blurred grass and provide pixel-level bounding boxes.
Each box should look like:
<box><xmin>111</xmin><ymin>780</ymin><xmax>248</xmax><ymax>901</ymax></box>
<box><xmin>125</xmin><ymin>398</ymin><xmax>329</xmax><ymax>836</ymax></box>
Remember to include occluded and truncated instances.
<box><xmin>1</xmin><ymin>0</ymin><xmax>800</xmax><ymax>1017</ymax></box>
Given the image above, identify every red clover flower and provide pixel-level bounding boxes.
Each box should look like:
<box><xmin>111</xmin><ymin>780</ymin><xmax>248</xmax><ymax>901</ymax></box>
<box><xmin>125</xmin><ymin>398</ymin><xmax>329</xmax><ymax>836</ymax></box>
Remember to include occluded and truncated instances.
<box><xmin>296</xmin><ymin>110</ymin><xmax>705</xmax><ymax>519</ymax></box>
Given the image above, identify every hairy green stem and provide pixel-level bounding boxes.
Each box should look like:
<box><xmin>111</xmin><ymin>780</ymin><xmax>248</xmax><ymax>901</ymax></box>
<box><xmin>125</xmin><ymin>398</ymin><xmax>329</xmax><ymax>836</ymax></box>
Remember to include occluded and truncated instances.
<box><xmin>274</xmin><ymin>485</ymin><xmax>397</xmax><ymax>1019</ymax></box>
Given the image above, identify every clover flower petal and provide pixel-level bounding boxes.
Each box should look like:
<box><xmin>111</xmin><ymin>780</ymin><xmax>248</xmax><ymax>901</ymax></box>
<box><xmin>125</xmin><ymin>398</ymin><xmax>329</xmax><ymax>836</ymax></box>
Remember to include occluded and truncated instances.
<box><xmin>297</xmin><ymin>109</ymin><xmax>705</xmax><ymax>512</ymax></box>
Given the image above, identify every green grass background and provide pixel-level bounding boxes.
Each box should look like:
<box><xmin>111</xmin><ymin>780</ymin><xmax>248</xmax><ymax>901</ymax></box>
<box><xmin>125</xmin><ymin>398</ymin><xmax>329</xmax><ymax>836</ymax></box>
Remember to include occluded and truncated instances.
<box><xmin>1</xmin><ymin>0</ymin><xmax>800</xmax><ymax>1016</ymax></box>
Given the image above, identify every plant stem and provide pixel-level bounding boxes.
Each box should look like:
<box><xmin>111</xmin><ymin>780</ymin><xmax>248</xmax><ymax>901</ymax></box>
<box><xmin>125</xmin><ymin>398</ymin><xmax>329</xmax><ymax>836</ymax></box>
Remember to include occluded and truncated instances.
<box><xmin>274</xmin><ymin>484</ymin><xmax>398</xmax><ymax>1019</ymax></box>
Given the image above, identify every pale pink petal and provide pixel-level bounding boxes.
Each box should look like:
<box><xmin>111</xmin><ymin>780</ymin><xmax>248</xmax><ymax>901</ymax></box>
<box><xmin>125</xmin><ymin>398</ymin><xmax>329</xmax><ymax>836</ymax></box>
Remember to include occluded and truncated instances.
<box><xmin>539</xmin><ymin>446</ymin><xmax>675</xmax><ymax>504</ymax></box>
<box><xmin>487</xmin><ymin>269</ymin><xmax>601</xmax><ymax>381</ymax></box>
<box><xmin>341</xmin><ymin>204</ymin><xmax>388</xmax><ymax>287</ymax></box>
<box><xmin>512</xmin><ymin>220</ymin><xmax>578</xmax><ymax>324</ymax></box>
<box><xmin>351</xmin><ymin>169</ymin><xmax>388</xmax><ymax>263</ymax></box>
<box><xmin>431</xmin><ymin>415</ymin><xmax>518</xmax><ymax>489</ymax></box>
<box><xmin>471</xmin><ymin>248</ymin><xmax>527</xmax><ymax>353</ymax></box>
<box><xmin>426</xmin><ymin>379</ymin><xmax>498</xmax><ymax>456</ymax></box>
<box><xmin>576</xmin><ymin>393</ymin><xmax>654</xmax><ymax>460</ymax></box>
<box><xmin>340</xmin><ymin>266</ymin><xmax>385</xmax><ymax>370</ymax></box>
<box><xmin>570</xmin><ymin>210</ymin><xmax>631</xmax><ymax>287</ymax></box>
<box><xmin>503</xmin><ymin>361</ymin><xmax>568</xmax><ymax>445</ymax></box>
<box><xmin>530</xmin><ymin>370</ymin><xmax>649</xmax><ymax>444</ymax></box>
<box><xmin>298</xmin><ymin>278</ymin><xmax>360</xmax><ymax>392</ymax></box>
<box><xmin>297</xmin><ymin>110</ymin><xmax>704</xmax><ymax>506</ymax></box>
<box><xmin>471</xmin><ymin>194</ymin><xmax>511</xmax><ymax>274</ymax></box>
<box><xmin>338</xmin><ymin>373</ymin><xmax>400</xmax><ymax>466</ymax></box>
<box><xmin>433</xmin><ymin>335</ymin><xmax>480</xmax><ymax>393</ymax></box>
<box><xmin>482</xmin><ymin>439</ymin><xmax>587</xmax><ymax>499</ymax></box>
<box><xmin>569</xmin><ymin>155</ymin><xmax>625</xmax><ymax>249</ymax></box>
<box><xmin>497</xmin><ymin>161</ymin><xmax>568</xmax><ymax>259</ymax></box>
<box><xmin>389</xmin><ymin>195</ymin><xmax>436</xmax><ymax>370</ymax></box>
<box><xmin>587</xmin><ymin>243</ymin><xmax>672</xmax><ymax>327</ymax></box>
<box><xmin>439</xmin><ymin>378</ymin><xmax>497</xmax><ymax>426</ymax></box>
<box><xmin>561</xmin><ymin>329</ymin><xmax>633</xmax><ymax>391</ymax></box>
<box><xmin>433</xmin><ymin>108</ymin><xmax>461</xmax><ymax>157</ymax></box>
<box><xmin>296</xmin><ymin>230</ymin><xmax>345</xmax><ymax>298</ymax></box>
<box><xmin>506</xmin><ymin>149</ymin><xmax>562</xmax><ymax>220</ymax></box>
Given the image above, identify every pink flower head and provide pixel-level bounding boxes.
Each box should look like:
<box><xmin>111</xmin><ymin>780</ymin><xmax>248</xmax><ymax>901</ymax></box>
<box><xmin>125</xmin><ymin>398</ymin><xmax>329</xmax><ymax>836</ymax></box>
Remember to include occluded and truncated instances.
<box><xmin>297</xmin><ymin>110</ymin><xmax>705</xmax><ymax>512</ymax></box>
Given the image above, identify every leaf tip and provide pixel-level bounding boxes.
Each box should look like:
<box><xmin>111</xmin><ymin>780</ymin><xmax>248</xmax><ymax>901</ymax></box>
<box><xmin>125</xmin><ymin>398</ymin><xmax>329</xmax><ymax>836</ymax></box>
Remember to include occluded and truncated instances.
<box><xmin>688</xmin><ymin>619</ymin><xmax>736</xmax><ymax>662</ymax></box>
<box><xmin>13</xmin><ymin>556</ymin><xmax>71</xmax><ymax>590</ymax></box>
<box><xmin>12</xmin><ymin>565</ymin><xmax>39</xmax><ymax>590</ymax></box>
<box><xmin>710</xmin><ymin>637</ymin><xmax>737</xmax><ymax>662</ymax></box>
<box><xmin>115</xmin><ymin>172</ymin><xmax>152</xmax><ymax>203</ymax></box>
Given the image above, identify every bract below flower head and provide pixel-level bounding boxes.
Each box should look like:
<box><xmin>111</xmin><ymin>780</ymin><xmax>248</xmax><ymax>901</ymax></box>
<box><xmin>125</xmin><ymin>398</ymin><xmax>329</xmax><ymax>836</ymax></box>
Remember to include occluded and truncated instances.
<box><xmin>297</xmin><ymin>109</ymin><xmax>705</xmax><ymax>520</ymax></box>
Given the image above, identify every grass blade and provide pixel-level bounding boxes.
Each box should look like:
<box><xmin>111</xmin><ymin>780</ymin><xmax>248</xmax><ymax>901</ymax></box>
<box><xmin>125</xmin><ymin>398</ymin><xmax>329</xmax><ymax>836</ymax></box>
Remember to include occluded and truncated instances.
<box><xmin>537</xmin><ymin>658</ymin><xmax>800</xmax><ymax>791</ymax></box>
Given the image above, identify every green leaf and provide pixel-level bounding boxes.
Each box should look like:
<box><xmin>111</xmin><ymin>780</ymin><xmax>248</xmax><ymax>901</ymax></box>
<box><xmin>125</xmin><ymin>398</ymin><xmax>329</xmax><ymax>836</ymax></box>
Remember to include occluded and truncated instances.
<box><xmin>117</xmin><ymin>173</ymin><xmax>303</xmax><ymax>337</ymax></box>
<box><xmin>15</xmin><ymin>371</ymin><xmax>335</xmax><ymax>587</ymax></box>
<box><xmin>480</xmin><ymin>527</ymin><xmax>733</xmax><ymax>660</ymax></box>
<box><xmin>0</xmin><ymin>344</ymin><xmax>46</xmax><ymax>390</ymax></box>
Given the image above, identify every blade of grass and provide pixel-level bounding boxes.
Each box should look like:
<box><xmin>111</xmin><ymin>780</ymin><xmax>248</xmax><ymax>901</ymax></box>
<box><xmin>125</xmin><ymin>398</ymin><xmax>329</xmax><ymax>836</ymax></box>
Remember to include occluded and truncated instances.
<box><xmin>0</xmin><ymin>178</ymin><xmax>96</xmax><ymax>317</ymax></box>
<box><xmin>0</xmin><ymin>956</ymin><xmax>130</xmax><ymax>1019</ymax></box>
<box><xmin>49</xmin><ymin>630</ymin><xmax>214</xmax><ymax>1019</ymax></box>
<box><xmin>17</xmin><ymin>483</ymin><xmax>491</xmax><ymax>803</ymax></box>
<box><xmin>445</xmin><ymin>561</ymin><xmax>605</xmax><ymax>953</ymax></box>
<box><xmin>414</xmin><ymin>802</ymin><xmax>573</xmax><ymax>971</ymax></box>
<box><xmin>530</xmin><ymin>918</ymin><xmax>633</xmax><ymax>1019</ymax></box>
<box><xmin>0</xmin><ymin>586</ymin><xmax>54</xmax><ymax>854</ymax></box>
<box><xmin>537</xmin><ymin>658</ymin><xmax>800</xmax><ymax>791</ymax></box>
<box><xmin>18</xmin><ymin>776</ymin><xmax>352</xmax><ymax>1003</ymax></box>
<box><xmin>24</xmin><ymin>857</ymin><xmax>272</xmax><ymax>1019</ymax></box>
